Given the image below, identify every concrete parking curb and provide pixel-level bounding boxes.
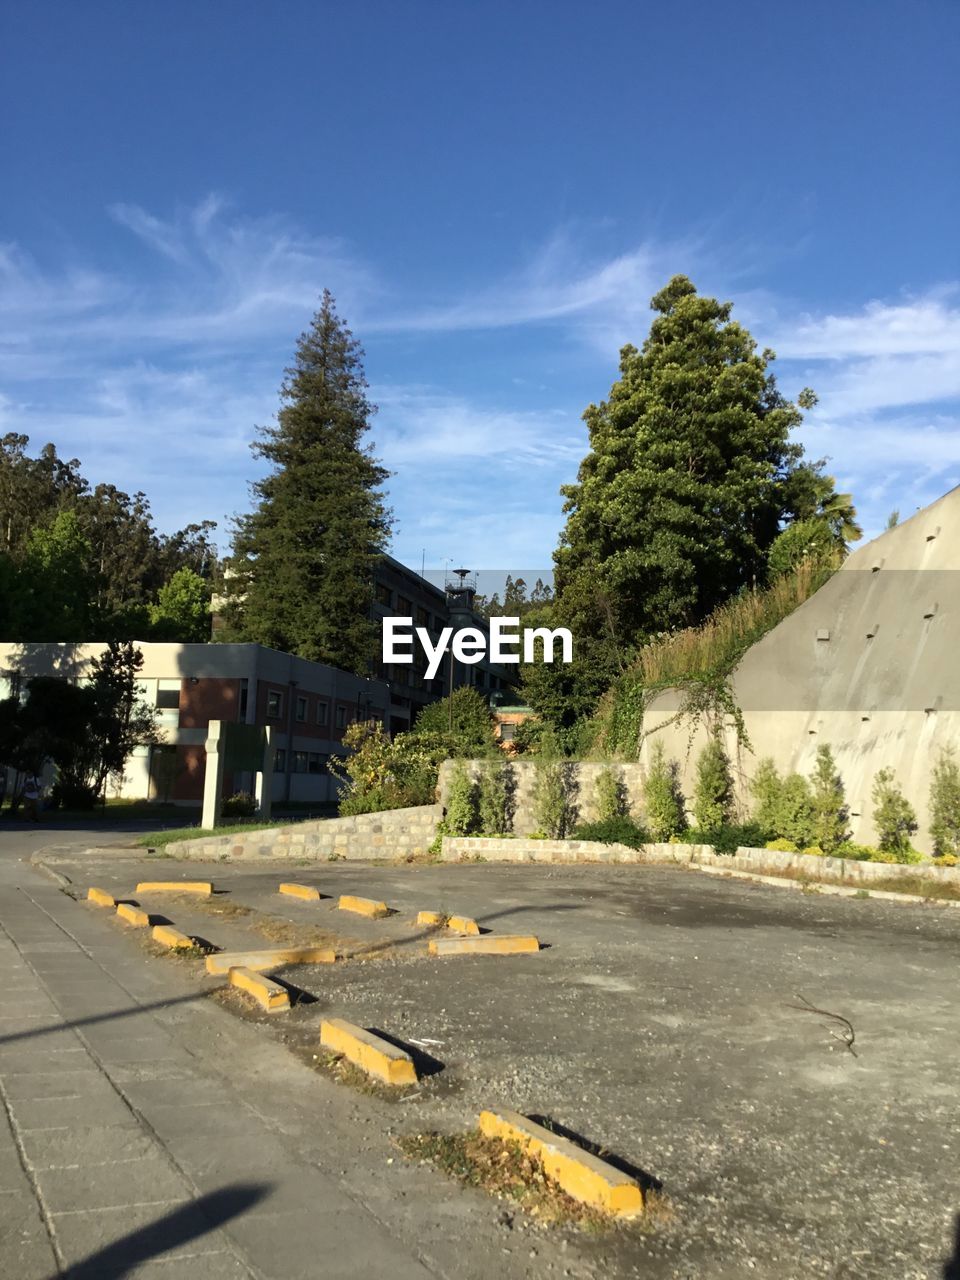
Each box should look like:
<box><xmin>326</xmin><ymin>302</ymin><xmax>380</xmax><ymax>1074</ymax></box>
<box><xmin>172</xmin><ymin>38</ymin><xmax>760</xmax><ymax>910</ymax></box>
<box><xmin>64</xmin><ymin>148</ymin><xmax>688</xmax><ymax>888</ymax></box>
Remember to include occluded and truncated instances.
<box><xmin>135</xmin><ymin>880</ymin><xmax>213</xmax><ymax>895</ymax></box>
<box><xmin>115</xmin><ymin>902</ymin><xmax>150</xmax><ymax>927</ymax></box>
<box><xmin>478</xmin><ymin>1109</ymin><xmax>644</xmax><ymax>1217</ymax></box>
<box><xmin>229</xmin><ymin>966</ymin><xmax>291</xmax><ymax>1011</ymax></box>
<box><xmin>338</xmin><ymin>894</ymin><xmax>389</xmax><ymax>918</ymax></box>
<box><xmin>279</xmin><ymin>883</ymin><xmax>322</xmax><ymax>901</ymax></box>
<box><xmin>416</xmin><ymin>910</ymin><xmax>480</xmax><ymax>935</ymax></box>
<box><xmin>320</xmin><ymin>1018</ymin><xmax>418</xmax><ymax>1085</ymax></box>
<box><xmin>151</xmin><ymin>924</ymin><xmax>196</xmax><ymax>950</ymax></box>
<box><xmin>205</xmin><ymin>946</ymin><xmax>337</xmax><ymax>974</ymax></box>
<box><xmin>87</xmin><ymin>887</ymin><xmax>116</xmax><ymax>907</ymax></box>
<box><xmin>429</xmin><ymin>935</ymin><xmax>540</xmax><ymax>956</ymax></box>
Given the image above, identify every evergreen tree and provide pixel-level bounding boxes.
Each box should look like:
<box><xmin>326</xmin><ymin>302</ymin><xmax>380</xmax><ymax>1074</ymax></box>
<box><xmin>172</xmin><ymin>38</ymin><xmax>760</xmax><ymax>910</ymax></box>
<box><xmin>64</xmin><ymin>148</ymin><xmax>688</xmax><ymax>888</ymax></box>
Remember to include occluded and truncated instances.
<box><xmin>930</xmin><ymin>748</ymin><xmax>960</xmax><ymax>857</ymax></box>
<box><xmin>750</xmin><ymin>757</ymin><xmax>782</xmax><ymax>836</ymax></box>
<box><xmin>871</xmin><ymin>767</ymin><xmax>918</xmax><ymax>856</ymax></box>
<box><xmin>226</xmin><ymin>292</ymin><xmax>391</xmax><ymax>672</ymax></box>
<box><xmin>692</xmin><ymin>738</ymin><xmax>734</xmax><ymax>831</ymax></box>
<box><xmin>547</xmin><ymin>275</ymin><xmax>834</xmax><ymax>717</ymax></box>
<box><xmin>773</xmin><ymin>773</ymin><xmax>815</xmax><ymax>847</ymax></box>
<box><xmin>643</xmin><ymin>740</ymin><xmax>686</xmax><ymax>840</ymax></box>
<box><xmin>809</xmin><ymin>744</ymin><xmax>849</xmax><ymax>852</ymax></box>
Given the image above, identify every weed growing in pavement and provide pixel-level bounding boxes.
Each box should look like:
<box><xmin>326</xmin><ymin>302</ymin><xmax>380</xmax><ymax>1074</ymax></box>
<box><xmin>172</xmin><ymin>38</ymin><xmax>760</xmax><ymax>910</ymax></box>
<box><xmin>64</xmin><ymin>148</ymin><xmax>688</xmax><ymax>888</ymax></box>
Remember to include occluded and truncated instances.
<box><xmin>396</xmin><ymin>1130</ymin><xmax>672</xmax><ymax>1233</ymax></box>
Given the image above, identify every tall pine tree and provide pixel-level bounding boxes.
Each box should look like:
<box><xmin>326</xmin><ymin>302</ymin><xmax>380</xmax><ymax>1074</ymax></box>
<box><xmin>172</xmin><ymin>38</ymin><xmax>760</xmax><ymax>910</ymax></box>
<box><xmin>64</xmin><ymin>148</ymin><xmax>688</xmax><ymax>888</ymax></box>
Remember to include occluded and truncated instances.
<box><xmin>226</xmin><ymin>292</ymin><xmax>391</xmax><ymax>672</ymax></box>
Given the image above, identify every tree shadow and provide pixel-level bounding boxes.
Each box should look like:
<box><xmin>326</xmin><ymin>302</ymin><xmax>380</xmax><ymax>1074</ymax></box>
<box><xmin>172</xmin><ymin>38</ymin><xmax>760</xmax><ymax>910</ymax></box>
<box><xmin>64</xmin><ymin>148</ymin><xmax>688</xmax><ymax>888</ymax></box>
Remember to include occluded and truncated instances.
<box><xmin>0</xmin><ymin>991</ymin><xmax>205</xmax><ymax>1047</ymax></box>
<box><xmin>944</xmin><ymin>1213</ymin><xmax>960</xmax><ymax>1279</ymax></box>
<box><xmin>55</xmin><ymin>1181</ymin><xmax>272</xmax><ymax>1278</ymax></box>
<box><xmin>527</xmin><ymin>1114</ymin><xmax>662</xmax><ymax>1194</ymax></box>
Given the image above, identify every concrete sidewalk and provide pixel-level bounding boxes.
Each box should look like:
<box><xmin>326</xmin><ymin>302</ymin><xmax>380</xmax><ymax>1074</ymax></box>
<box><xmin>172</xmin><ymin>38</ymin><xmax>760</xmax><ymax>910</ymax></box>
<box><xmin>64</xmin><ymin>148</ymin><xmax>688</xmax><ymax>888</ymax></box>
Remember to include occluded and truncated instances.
<box><xmin>0</xmin><ymin>838</ymin><xmax>517</xmax><ymax>1280</ymax></box>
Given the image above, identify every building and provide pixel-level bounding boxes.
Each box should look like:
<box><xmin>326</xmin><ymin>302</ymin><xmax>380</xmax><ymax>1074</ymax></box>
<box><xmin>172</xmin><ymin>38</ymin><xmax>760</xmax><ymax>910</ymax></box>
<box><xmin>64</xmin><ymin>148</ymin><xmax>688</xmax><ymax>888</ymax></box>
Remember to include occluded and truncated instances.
<box><xmin>370</xmin><ymin>556</ymin><xmax>516</xmax><ymax>735</ymax></box>
<box><xmin>0</xmin><ymin>642</ymin><xmax>389</xmax><ymax>807</ymax></box>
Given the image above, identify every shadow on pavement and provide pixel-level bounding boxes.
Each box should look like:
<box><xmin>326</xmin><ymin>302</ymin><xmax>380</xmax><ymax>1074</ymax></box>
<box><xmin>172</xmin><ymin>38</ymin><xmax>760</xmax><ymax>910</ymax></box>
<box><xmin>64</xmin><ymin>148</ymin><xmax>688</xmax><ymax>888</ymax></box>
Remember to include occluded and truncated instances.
<box><xmin>0</xmin><ymin>991</ymin><xmax>205</xmax><ymax>1048</ymax></box>
<box><xmin>944</xmin><ymin>1213</ymin><xmax>960</xmax><ymax>1279</ymax></box>
<box><xmin>54</xmin><ymin>1181</ymin><xmax>273</xmax><ymax>1278</ymax></box>
<box><xmin>527</xmin><ymin>1113</ymin><xmax>663</xmax><ymax>1194</ymax></box>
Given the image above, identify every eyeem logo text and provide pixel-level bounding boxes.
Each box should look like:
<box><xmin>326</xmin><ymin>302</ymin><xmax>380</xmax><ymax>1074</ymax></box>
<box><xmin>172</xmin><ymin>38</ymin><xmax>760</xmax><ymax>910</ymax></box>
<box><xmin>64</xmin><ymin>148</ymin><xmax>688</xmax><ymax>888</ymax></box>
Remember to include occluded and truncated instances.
<box><xmin>382</xmin><ymin>616</ymin><xmax>573</xmax><ymax>679</ymax></box>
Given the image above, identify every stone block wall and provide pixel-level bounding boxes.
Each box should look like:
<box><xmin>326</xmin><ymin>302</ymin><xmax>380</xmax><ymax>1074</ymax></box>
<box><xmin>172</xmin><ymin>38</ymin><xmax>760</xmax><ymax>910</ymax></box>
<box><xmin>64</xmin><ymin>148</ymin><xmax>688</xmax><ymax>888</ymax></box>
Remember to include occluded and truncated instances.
<box><xmin>440</xmin><ymin>835</ymin><xmax>960</xmax><ymax>887</ymax></box>
<box><xmin>163</xmin><ymin>804</ymin><xmax>442</xmax><ymax>861</ymax></box>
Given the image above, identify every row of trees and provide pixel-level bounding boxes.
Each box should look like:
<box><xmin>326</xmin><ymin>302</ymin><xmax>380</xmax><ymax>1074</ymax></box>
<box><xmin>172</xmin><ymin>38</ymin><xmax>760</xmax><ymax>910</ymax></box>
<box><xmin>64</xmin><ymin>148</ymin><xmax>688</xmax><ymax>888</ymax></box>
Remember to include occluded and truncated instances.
<box><xmin>0</xmin><ymin>435</ymin><xmax>216</xmax><ymax>643</ymax></box>
<box><xmin>0</xmin><ymin>641</ymin><xmax>158</xmax><ymax>808</ymax></box>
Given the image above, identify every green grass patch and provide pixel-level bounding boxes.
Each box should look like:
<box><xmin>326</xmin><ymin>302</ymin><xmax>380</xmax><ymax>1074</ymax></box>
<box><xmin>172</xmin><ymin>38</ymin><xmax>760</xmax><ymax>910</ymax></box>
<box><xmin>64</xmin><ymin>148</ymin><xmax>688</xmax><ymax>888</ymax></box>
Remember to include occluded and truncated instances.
<box><xmin>137</xmin><ymin>820</ymin><xmax>285</xmax><ymax>849</ymax></box>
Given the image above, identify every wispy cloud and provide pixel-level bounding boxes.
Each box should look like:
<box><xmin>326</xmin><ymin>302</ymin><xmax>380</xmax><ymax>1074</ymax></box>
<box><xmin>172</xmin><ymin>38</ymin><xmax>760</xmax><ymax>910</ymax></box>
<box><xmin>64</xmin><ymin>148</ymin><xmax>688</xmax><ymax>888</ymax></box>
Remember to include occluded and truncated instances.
<box><xmin>1</xmin><ymin>196</ymin><xmax>959</xmax><ymax>559</ymax></box>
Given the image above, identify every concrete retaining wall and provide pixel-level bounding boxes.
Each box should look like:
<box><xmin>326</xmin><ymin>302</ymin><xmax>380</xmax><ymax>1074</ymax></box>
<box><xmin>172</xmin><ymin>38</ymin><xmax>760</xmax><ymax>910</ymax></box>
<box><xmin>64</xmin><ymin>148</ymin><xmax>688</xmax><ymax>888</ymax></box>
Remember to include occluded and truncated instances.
<box><xmin>437</xmin><ymin>759</ymin><xmax>648</xmax><ymax>836</ymax></box>
<box><xmin>163</xmin><ymin>804</ymin><xmax>442</xmax><ymax>861</ymax></box>
<box><xmin>440</xmin><ymin>835</ymin><xmax>960</xmax><ymax>886</ymax></box>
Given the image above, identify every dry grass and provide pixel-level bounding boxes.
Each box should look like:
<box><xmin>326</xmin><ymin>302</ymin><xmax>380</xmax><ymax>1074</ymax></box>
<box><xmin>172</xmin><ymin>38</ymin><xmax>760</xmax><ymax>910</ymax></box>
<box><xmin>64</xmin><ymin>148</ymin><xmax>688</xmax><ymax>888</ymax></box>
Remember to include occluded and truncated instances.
<box><xmin>397</xmin><ymin>1130</ymin><xmax>671</xmax><ymax>1233</ymax></box>
<box><xmin>635</xmin><ymin>555</ymin><xmax>840</xmax><ymax>689</ymax></box>
<box><xmin>865</xmin><ymin>874</ymin><xmax>960</xmax><ymax>901</ymax></box>
<box><xmin>191</xmin><ymin>897</ymin><xmax>254</xmax><ymax>921</ymax></box>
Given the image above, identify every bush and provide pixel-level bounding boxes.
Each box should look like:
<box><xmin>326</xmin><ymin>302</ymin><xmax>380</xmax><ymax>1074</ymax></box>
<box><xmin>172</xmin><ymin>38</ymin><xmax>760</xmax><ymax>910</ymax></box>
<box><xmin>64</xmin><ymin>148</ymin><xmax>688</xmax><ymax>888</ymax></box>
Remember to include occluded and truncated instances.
<box><xmin>750</xmin><ymin>758</ymin><xmax>782</xmax><ymax>836</ymax></box>
<box><xmin>773</xmin><ymin>773</ymin><xmax>815</xmax><ymax>848</ymax></box>
<box><xmin>834</xmin><ymin>839</ymin><xmax>925</xmax><ymax>865</ymax></box>
<box><xmin>444</xmin><ymin>762</ymin><xmax>479</xmax><ymax>836</ymax></box>
<box><xmin>477</xmin><ymin>759</ymin><xmax>514</xmax><ymax>835</ymax></box>
<box><xmin>221</xmin><ymin>791</ymin><xmax>257</xmax><ymax>819</ymax></box>
<box><xmin>765</xmin><ymin>837</ymin><xmax>799</xmax><ymax>852</ymax></box>
<box><xmin>872</xmin><ymin>767</ymin><xmax>918</xmax><ymax>856</ymax></box>
<box><xmin>679</xmin><ymin>821</ymin><xmax>768</xmax><ymax>856</ymax></box>
<box><xmin>331</xmin><ymin>723</ymin><xmax>445</xmax><ymax>816</ymax></box>
<box><xmin>930</xmin><ymin>748</ymin><xmax>960</xmax><ymax>857</ymax></box>
<box><xmin>573</xmin><ymin>815</ymin><xmax>649</xmax><ymax>849</ymax></box>
<box><xmin>594</xmin><ymin>765</ymin><xmax>627</xmax><ymax>822</ymax></box>
<box><xmin>533</xmin><ymin>731</ymin><xmax>578</xmax><ymax>838</ymax></box>
<box><xmin>809</xmin><ymin>744</ymin><xmax>850</xmax><ymax>853</ymax></box>
<box><xmin>643</xmin><ymin>741</ymin><xmax>686</xmax><ymax>840</ymax></box>
<box><xmin>49</xmin><ymin>778</ymin><xmax>99</xmax><ymax>810</ymax></box>
<box><xmin>692</xmin><ymin>739</ymin><xmax>734</xmax><ymax>831</ymax></box>
<box><xmin>802</xmin><ymin>845</ymin><xmax>826</xmax><ymax>857</ymax></box>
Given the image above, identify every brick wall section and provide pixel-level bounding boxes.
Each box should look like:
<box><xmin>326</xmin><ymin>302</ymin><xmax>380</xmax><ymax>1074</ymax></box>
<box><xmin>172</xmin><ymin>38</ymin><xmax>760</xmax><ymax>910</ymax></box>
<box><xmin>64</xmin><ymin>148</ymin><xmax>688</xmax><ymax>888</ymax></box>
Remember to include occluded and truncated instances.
<box><xmin>440</xmin><ymin>836</ymin><xmax>960</xmax><ymax>886</ymax></box>
<box><xmin>437</xmin><ymin>759</ymin><xmax>650</xmax><ymax>836</ymax></box>
<box><xmin>163</xmin><ymin>804</ymin><xmax>442</xmax><ymax>861</ymax></box>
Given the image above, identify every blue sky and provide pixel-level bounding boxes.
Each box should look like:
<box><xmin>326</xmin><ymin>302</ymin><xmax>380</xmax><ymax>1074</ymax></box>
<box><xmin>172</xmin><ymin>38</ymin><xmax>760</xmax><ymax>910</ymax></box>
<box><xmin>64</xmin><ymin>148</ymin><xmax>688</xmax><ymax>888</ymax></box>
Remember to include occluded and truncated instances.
<box><xmin>2</xmin><ymin>0</ymin><xmax>958</xmax><ymax>574</ymax></box>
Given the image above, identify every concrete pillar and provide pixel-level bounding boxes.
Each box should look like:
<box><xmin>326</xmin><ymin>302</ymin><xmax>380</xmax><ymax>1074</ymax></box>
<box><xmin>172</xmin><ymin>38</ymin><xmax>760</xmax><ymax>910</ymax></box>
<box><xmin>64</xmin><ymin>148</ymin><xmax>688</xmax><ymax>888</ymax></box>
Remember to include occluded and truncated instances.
<box><xmin>201</xmin><ymin>720</ymin><xmax>225</xmax><ymax>830</ymax></box>
<box><xmin>255</xmin><ymin>725</ymin><xmax>274</xmax><ymax>822</ymax></box>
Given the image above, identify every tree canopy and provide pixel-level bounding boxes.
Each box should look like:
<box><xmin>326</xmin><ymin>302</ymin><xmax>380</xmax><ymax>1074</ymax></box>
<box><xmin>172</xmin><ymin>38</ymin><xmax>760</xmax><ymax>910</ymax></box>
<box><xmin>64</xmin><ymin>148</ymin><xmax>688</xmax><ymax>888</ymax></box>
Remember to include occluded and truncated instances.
<box><xmin>223</xmin><ymin>292</ymin><xmax>391</xmax><ymax>673</ymax></box>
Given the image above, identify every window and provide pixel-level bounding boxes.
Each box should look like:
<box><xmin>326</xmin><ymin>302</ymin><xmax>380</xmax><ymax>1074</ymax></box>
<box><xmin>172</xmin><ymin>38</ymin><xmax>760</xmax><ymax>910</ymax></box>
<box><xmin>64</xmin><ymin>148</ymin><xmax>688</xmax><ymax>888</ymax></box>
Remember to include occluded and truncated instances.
<box><xmin>275</xmin><ymin>748</ymin><xmax>286</xmax><ymax>771</ymax></box>
<box><xmin>375</xmin><ymin>582</ymin><xmax>392</xmax><ymax>607</ymax></box>
<box><xmin>416</xmin><ymin>605</ymin><xmax>430</xmax><ymax>627</ymax></box>
<box><xmin>296</xmin><ymin>695</ymin><xmax>308</xmax><ymax>722</ymax></box>
<box><xmin>267</xmin><ymin>690</ymin><xmax>283</xmax><ymax>718</ymax></box>
<box><xmin>499</xmin><ymin>723</ymin><xmax>516</xmax><ymax>742</ymax></box>
<box><xmin>316</xmin><ymin>700</ymin><xmax>329</xmax><ymax>727</ymax></box>
<box><xmin>156</xmin><ymin>686</ymin><xmax>180</xmax><ymax>710</ymax></box>
<box><xmin>335</xmin><ymin>705</ymin><xmax>348</xmax><ymax>729</ymax></box>
<box><xmin>293</xmin><ymin>750</ymin><xmax>308</xmax><ymax>773</ymax></box>
<box><xmin>307</xmin><ymin>752</ymin><xmax>328</xmax><ymax>774</ymax></box>
<box><xmin>397</xmin><ymin>595</ymin><xmax>412</xmax><ymax>615</ymax></box>
<box><xmin>238</xmin><ymin>679</ymin><xmax>248</xmax><ymax>719</ymax></box>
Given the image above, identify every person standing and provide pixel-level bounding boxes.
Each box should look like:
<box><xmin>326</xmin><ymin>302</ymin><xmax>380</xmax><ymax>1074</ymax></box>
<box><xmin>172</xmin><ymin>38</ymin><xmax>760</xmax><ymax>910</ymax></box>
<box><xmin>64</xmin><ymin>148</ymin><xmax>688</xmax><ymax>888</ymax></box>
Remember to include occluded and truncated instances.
<box><xmin>22</xmin><ymin>773</ymin><xmax>42</xmax><ymax>823</ymax></box>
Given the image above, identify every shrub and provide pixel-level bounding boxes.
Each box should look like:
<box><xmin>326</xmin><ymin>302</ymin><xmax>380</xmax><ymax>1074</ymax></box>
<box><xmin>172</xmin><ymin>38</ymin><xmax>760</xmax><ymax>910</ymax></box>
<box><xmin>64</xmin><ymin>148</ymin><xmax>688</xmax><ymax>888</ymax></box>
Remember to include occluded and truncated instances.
<box><xmin>573</xmin><ymin>815</ymin><xmax>649</xmax><ymax>849</ymax></box>
<box><xmin>773</xmin><ymin>773</ymin><xmax>815</xmax><ymax>848</ymax></box>
<box><xmin>594</xmin><ymin>765</ymin><xmax>627</xmax><ymax>822</ymax></box>
<box><xmin>643</xmin><ymin>741</ymin><xmax>686</xmax><ymax>840</ymax></box>
<box><xmin>221</xmin><ymin>791</ymin><xmax>257</xmax><ymax>819</ymax></box>
<box><xmin>750</xmin><ymin>758</ymin><xmax>782</xmax><ymax>837</ymax></box>
<box><xmin>766</xmin><ymin>837</ymin><xmax>799</xmax><ymax>852</ymax></box>
<box><xmin>477</xmin><ymin>760</ymin><xmax>514</xmax><ymax>835</ymax></box>
<box><xmin>49</xmin><ymin>778</ymin><xmax>98</xmax><ymax>810</ymax></box>
<box><xmin>930</xmin><ymin>748</ymin><xmax>960</xmax><ymax>857</ymax></box>
<box><xmin>809</xmin><ymin>744</ymin><xmax>850</xmax><ymax>853</ymax></box>
<box><xmin>872</xmin><ymin>767</ymin><xmax>918</xmax><ymax>856</ymax></box>
<box><xmin>331</xmin><ymin>722</ymin><xmax>445</xmax><ymax>815</ymax></box>
<box><xmin>533</xmin><ymin>731</ymin><xmax>578</xmax><ymax>838</ymax></box>
<box><xmin>679</xmin><ymin>821</ymin><xmax>768</xmax><ymax>856</ymax></box>
<box><xmin>802</xmin><ymin>845</ymin><xmax>826</xmax><ymax>857</ymax></box>
<box><xmin>444</xmin><ymin>762</ymin><xmax>479</xmax><ymax>836</ymax></box>
<box><xmin>692</xmin><ymin>739</ymin><xmax>734</xmax><ymax>831</ymax></box>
